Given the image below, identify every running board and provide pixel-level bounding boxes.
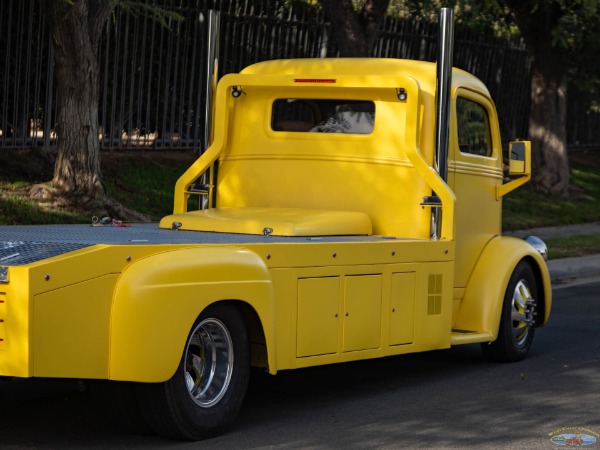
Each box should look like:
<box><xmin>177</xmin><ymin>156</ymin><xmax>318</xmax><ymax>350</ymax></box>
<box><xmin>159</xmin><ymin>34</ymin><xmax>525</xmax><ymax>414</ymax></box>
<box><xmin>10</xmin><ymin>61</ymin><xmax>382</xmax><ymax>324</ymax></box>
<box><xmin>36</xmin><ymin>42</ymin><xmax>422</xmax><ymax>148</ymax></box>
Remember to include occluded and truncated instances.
<box><xmin>450</xmin><ymin>330</ymin><xmax>492</xmax><ymax>345</ymax></box>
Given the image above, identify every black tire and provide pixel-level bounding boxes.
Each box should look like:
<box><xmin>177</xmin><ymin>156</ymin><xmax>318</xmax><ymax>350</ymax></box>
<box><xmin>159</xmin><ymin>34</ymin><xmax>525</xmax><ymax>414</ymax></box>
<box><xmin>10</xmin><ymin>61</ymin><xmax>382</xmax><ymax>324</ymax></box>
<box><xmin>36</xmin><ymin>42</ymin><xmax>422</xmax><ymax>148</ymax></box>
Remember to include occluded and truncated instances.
<box><xmin>136</xmin><ymin>304</ymin><xmax>250</xmax><ymax>440</ymax></box>
<box><xmin>482</xmin><ymin>260</ymin><xmax>538</xmax><ymax>362</ymax></box>
<box><xmin>89</xmin><ymin>380</ymin><xmax>153</xmax><ymax>435</ymax></box>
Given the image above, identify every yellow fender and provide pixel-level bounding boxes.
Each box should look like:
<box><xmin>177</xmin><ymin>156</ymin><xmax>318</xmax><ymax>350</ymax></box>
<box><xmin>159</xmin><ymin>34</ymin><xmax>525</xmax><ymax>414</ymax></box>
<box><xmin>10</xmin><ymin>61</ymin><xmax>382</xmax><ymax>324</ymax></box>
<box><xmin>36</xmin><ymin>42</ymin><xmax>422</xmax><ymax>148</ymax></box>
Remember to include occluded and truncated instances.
<box><xmin>455</xmin><ymin>236</ymin><xmax>552</xmax><ymax>339</ymax></box>
<box><xmin>108</xmin><ymin>246</ymin><xmax>275</xmax><ymax>382</ymax></box>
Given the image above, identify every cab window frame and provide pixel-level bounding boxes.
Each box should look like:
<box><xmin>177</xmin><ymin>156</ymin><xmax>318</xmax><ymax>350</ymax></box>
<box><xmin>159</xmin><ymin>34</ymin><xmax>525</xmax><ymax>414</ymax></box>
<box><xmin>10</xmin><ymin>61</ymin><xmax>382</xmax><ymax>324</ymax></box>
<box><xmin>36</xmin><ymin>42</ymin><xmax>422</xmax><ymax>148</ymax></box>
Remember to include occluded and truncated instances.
<box><xmin>455</xmin><ymin>95</ymin><xmax>493</xmax><ymax>158</ymax></box>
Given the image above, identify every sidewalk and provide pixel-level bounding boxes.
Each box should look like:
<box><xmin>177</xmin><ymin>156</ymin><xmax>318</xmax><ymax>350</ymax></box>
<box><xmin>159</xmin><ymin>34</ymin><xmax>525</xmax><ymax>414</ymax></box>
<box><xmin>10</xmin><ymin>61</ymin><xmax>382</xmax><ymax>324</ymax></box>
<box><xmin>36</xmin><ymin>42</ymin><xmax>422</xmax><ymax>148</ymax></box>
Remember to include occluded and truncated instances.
<box><xmin>506</xmin><ymin>222</ymin><xmax>600</xmax><ymax>286</ymax></box>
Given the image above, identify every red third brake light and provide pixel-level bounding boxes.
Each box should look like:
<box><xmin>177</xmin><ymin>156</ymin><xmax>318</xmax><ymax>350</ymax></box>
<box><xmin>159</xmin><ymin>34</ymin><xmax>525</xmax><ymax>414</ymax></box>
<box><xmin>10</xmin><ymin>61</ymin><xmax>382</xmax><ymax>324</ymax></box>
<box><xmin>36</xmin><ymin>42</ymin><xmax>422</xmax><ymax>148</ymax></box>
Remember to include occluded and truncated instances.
<box><xmin>294</xmin><ymin>79</ymin><xmax>336</xmax><ymax>83</ymax></box>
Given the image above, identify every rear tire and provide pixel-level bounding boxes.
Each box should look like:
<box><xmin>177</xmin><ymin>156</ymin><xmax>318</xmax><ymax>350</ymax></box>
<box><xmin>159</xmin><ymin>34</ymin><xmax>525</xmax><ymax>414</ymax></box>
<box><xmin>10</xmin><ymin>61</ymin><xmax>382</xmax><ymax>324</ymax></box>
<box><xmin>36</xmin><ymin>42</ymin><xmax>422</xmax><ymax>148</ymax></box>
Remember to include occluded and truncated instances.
<box><xmin>90</xmin><ymin>380</ymin><xmax>152</xmax><ymax>435</ymax></box>
<box><xmin>482</xmin><ymin>260</ymin><xmax>538</xmax><ymax>362</ymax></box>
<box><xmin>136</xmin><ymin>304</ymin><xmax>250</xmax><ymax>440</ymax></box>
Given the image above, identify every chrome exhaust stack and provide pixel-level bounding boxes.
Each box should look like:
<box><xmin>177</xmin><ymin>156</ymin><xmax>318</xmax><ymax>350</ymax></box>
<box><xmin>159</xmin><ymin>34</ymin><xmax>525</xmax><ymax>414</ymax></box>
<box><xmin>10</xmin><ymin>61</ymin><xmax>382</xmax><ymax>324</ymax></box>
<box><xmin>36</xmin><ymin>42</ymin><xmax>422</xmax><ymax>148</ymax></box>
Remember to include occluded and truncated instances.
<box><xmin>199</xmin><ymin>10</ymin><xmax>220</xmax><ymax>209</ymax></box>
<box><xmin>428</xmin><ymin>7</ymin><xmax>454</xmax><ymax>240</ymax></box>
<box><xmin>202</xmin><ymin>9</ymin><xmax>220</xmax><ymax>154</ymax></box>
<box><xmin>434</xmin><ymin>7</ymin><xmax>454</xmax><ymax>185</ymax></box>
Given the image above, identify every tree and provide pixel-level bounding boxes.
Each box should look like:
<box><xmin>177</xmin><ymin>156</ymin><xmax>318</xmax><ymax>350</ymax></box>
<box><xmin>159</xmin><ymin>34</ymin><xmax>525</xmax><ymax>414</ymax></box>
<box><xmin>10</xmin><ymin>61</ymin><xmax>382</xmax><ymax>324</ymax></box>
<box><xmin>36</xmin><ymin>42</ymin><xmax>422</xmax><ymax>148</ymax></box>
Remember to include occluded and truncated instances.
<box><xmin>318</xmin><ymin>0</ymin><xmax>391</xmax><ymax>56</ymax></box>
<box><xmin>497</xmin><ymin>0</ymin><xmax>600</xmax><ymax>197</ymax></box>
<box><xmin>321</xmin><ymin>0</ymin><xmax>600</xmax><ymax>198</ymax></box>
<box><xmin>35</xmin><ymin>1</ymin><xmax>180</xmax><ymax>213</ymax></box>
<box><xmin>37</xmin><ymin>0</ymin><xmax>112</xmax><ymax>204</ymax></box>
<box><xmin>423</xmin><ymin>1</ymin><xmax>600</xmax><ymax>197</ymax></box>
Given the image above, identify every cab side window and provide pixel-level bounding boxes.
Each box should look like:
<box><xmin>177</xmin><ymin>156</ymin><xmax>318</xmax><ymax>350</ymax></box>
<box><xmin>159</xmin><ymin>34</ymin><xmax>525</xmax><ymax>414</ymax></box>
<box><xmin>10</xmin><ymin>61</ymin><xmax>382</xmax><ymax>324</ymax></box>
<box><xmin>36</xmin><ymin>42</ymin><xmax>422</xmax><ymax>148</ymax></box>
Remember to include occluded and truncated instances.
<box><xmin>456</xmin><ymin>97</ymin><xmax>492</xmax><ymax>157</ymax></box>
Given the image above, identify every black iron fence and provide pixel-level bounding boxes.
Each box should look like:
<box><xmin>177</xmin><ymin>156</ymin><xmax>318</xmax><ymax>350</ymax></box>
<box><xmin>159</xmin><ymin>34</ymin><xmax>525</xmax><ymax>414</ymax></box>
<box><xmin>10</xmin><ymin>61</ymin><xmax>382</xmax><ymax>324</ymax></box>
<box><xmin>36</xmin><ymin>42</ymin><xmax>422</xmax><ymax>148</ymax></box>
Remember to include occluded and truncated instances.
<box><xmin>0</xmin><ymin>0</ymin><xmax>53</xmax><ymax>148</ymax></box>
<box><xmin>0</xmin><ymin>0</ymin><xmax>596</xmax><ymax>151</ymax></box>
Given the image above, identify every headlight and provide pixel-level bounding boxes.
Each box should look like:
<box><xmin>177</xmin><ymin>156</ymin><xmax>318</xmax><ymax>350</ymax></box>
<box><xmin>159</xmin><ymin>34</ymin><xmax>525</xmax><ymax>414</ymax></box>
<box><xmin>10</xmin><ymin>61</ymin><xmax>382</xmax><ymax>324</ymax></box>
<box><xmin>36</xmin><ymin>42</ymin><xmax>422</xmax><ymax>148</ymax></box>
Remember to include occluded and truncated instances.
<box><xmin>0</xmin><ymin>266</ymin><xmax>8</xmax><ymax>283</ymax></box>
<box><xmin>524</xmin><ymin>235</ymin><xmax>548</xmax><ymax>261</ymax></box>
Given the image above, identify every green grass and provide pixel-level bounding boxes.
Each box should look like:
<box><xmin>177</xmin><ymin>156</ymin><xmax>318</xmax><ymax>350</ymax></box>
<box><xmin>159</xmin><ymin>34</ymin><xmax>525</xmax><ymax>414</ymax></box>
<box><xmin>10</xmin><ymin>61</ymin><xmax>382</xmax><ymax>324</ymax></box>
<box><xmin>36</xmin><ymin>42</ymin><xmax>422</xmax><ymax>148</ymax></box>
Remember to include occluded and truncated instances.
<box><xmin>0</xmin><ymin>194</ymin><xmax>88</xmax><ymax>225</ymax></box>
<box><xmin>501</xmin><ymin>156</ymin><xmax>600</xmax><ymax>258</ymax></box>
<box><xmin>544</xmin><ymin>234</ymin><xmax>600</xmax><ymax>259</ymax></box>
<box><xmin>502</xmin><ymin>159</ymin><xmax>600</xmax><ymax>230</ymax></box>
<box><xmin>101</xmin><ymin>153</ymin><xmax>195</xmax><ymax>220</ymax></box>
<box><xmin>0</xmin><ymin>150</ymin><xmax>195</xmax><ymax>225</ymax></box>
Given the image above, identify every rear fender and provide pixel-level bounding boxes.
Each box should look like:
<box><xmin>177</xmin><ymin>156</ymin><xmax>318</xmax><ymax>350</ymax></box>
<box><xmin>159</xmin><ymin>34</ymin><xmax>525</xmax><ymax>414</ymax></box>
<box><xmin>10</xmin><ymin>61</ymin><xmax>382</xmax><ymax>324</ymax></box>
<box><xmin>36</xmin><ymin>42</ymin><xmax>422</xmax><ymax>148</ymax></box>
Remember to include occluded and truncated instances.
<box><xmin>108</xmin><ymin>246</ymin><xmax>275</xmax><ymax>382</ymax></box>
<box><xmin>455</xmin><ymin>236</ymin><xmax>551</xmax><ymax>339</ymax></box>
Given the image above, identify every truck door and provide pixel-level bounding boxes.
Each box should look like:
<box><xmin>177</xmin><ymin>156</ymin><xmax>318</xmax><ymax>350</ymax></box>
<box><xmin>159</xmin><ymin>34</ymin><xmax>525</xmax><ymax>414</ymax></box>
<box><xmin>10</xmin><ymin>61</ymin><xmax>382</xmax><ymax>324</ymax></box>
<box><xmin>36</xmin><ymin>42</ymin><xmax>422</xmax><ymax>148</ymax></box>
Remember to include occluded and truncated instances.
<box><xmin>449</xmin><ymin>88</ymin><xmax>504</xmax><ymax>290</ymax></box>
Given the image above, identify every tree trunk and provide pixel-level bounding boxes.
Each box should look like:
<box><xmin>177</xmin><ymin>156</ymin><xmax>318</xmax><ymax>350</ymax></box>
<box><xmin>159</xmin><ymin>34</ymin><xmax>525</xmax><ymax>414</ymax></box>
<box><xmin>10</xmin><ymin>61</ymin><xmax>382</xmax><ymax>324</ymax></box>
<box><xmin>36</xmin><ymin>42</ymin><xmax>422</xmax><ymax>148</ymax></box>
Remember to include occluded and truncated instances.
<box><xmin>528</xmin><ymin>66</ymin><xmax>570</xmax><ymax>196</ymax></box>
<box><xmin>38</xmin><ymin>0</ymin><xmax>112</xmax><ymax>200</ymax></box>
<box><xmin>505</xmin><ymin>1</ymin><xmax>571</xmax><ymax>197</ymax></box>
<box><xmin>319</xmin><ymin>0</ymin><xmax>390</xmax><ymax>56</ymax></box>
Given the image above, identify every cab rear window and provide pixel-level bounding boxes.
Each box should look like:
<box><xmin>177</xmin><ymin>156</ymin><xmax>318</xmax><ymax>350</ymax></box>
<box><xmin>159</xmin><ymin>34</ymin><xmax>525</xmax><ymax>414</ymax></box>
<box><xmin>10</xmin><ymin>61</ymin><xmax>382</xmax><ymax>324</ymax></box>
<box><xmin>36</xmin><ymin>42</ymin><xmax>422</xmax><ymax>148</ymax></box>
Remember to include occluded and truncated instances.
<box><xmin>271</xmin><ymin>99</ymin><xmax>375</xmax><ymax>134</ymax></box>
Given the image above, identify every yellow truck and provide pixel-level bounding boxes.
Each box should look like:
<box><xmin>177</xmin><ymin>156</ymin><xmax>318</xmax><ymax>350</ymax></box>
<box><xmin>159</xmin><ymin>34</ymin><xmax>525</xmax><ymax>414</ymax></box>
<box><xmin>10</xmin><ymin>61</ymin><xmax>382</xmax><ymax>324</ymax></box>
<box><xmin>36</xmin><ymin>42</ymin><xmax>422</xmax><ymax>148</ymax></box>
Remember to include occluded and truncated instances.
<box><xmin>0</xmin><ymin>11</ymin><xmax>550</xmax><ymax>441</ymax></box>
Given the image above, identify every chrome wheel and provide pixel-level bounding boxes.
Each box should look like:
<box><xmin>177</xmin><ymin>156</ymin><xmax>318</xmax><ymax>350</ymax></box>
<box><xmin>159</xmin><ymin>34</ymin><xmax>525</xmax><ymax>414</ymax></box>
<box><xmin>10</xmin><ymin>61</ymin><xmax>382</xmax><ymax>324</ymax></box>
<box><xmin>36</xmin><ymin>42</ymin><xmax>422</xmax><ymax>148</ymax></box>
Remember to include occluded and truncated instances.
<box><xmin>185</xmin><ymin>318</ymin><xmax>234</xmax><ymax>408</ymax></box>
<box><xmin>511</xmin><ymin>279</ymin><xmax>536</xmax><ymax>348</ymax></box>
<box><xmin>136</xmin><ymin>305</ymin><xmax>249</xmax><ymax>440</ymax></box>
<box><xmin>482</xmin><ymin>260</ymin><xmax>538</xmax><ymax>362</ymax></box>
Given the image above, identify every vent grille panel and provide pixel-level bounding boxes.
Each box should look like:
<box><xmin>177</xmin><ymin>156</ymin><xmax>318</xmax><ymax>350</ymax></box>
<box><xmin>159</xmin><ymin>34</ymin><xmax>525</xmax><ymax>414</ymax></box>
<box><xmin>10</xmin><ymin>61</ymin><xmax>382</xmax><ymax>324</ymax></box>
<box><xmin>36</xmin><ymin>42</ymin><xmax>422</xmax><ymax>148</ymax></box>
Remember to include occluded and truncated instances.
<box><xmin>427</xmin><ymin>274</ymin><xmax>442</xmax><ymax>315</ymax></box>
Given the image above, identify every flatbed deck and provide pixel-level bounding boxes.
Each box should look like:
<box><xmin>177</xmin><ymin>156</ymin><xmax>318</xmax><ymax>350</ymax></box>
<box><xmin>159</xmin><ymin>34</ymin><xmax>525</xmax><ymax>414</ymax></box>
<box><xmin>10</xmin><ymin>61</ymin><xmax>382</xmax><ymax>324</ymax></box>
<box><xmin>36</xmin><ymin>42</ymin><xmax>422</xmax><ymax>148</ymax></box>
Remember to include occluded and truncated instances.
<box><xmin>0</xmin><ymin>223</ymin><xmax>415</xmax><ymax>266</ymax></box>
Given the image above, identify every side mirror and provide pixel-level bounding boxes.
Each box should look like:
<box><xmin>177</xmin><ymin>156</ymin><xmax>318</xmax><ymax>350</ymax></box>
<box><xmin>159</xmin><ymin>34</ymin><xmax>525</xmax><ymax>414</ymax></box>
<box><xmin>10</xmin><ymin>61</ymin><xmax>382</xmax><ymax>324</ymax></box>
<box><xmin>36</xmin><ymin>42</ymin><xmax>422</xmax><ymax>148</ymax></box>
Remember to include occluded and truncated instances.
<box><xmin>508</xmin><ymin>141</ymin><xmax>528</xmax><ymax>175</ymax></box>
<box><xmin>497</xmin><ymin>141</ymin><xmax>531</xmax><ymax>198</ymax></box>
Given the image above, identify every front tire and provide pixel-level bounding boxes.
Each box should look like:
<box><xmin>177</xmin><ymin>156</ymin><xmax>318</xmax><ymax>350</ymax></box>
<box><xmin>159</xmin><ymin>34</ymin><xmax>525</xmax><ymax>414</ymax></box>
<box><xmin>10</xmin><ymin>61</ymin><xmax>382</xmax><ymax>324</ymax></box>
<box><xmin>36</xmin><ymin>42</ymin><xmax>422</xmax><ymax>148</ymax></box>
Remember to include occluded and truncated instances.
<box><xmin>482</xmin><ymin>260</ymin><xmax>538</xmax><ymax>362</ymax></box>
<box><xmin>137</xmin><ymin>304</ymin><xmax>250</xmax><ymax>440</ymax></box>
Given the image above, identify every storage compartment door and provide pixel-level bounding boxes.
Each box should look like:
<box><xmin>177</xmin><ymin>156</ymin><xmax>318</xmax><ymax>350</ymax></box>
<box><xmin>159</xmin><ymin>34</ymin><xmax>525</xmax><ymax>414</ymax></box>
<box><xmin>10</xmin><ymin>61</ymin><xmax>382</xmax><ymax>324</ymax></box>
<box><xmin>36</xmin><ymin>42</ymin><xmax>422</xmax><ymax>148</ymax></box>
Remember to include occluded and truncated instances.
<box><xmin>389</xmin><ymin>272</ymin><xmax>416</xmax><ymax>345</ymax></box>
<box><xmin>297</xmin><ymin>277</ymin><xmax>340</xmax><ymax>357</ymax></box>
<box><xmin>343</xmin><ymin>274</ymin><xmax>382</xmax><ymax>352</ymax></box>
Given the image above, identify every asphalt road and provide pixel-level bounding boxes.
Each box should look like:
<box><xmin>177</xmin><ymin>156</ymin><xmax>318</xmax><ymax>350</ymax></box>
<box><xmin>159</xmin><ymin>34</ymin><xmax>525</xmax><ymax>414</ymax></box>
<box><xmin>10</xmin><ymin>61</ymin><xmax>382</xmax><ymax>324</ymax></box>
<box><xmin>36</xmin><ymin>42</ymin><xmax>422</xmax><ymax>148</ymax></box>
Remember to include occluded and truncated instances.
<box><xmin>1</xmin><ymin>281</ymin><xmax>599</xmax><ymax>449</ymax></box>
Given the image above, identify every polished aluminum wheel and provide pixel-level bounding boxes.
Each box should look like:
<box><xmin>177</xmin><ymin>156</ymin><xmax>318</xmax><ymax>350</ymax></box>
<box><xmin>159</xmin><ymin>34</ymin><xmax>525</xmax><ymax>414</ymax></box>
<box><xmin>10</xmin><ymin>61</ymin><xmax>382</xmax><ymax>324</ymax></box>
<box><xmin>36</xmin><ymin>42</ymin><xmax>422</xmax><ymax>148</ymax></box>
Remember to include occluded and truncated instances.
<box><xmin>184</xmin><ymin>318</ymin><xmax>234</xmax><ymax>408</ymax></box>
<box><xmin>511</xmin><ymin>279</ymin><xmax>536</xmax><ymax>347</ymax></box>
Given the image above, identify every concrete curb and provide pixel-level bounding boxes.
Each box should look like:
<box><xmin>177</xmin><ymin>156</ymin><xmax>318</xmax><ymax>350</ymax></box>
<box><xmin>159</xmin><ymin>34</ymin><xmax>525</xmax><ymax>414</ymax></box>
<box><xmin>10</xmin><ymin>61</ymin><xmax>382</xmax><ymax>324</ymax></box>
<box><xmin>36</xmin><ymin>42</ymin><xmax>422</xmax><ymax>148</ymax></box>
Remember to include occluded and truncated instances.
<box><xmin>506</xmin><ymin>222</ymin><xmax>600</xmax><ymax>240</ymax></box>
<box><xmin>547</xmin><ymin>254</ymin><xmax>600</xmax><ymax>285</ymax></box>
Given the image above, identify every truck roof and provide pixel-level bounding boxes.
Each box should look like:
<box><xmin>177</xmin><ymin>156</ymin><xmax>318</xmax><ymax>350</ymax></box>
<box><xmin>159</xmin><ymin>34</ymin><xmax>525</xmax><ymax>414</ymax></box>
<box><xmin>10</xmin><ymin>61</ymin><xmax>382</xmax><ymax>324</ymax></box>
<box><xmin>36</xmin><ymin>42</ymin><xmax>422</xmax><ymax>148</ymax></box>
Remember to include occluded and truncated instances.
<box><xmin>239</xmin><ymin>58</ymin><xmax>490</xmax><ymax>98</ymax></box>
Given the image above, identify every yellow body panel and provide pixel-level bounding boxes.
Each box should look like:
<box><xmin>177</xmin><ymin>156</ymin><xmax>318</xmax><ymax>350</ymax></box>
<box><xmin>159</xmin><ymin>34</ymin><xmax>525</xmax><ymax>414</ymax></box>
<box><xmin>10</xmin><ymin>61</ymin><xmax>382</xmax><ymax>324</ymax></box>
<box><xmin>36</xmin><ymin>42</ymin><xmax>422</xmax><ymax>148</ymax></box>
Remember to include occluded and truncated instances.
<box><xmin>169</xmin><ymin>59</ymin><xmax>464</xmax><ymax>239</ymax></box>
<box><xmin>33</xmin><ymin>275</ymin><xmax>116</xmax><ymax>378</ymax></box>
<box><xmin>0</xmin><ymin>244</ymin><xmax>204</xmax><ymax>378</ymax></box>
<box><xmin>0</xmin><ymin>267</ymin><xmax>32</xmax><ymax>377</ymax></box>
<box><xmin>454</xmin><ymin>236</ymin><xmax>552</xmax><ymax>337</ymax></box>
<box><xmin>109</xmin><ymin>246</ymin><xmax>275</xmax><ymax>382</ymax></box>
<box><xmin>1</xmin><ymin>239</ymin><xmax>459</xmax><ymax>380</ymax></box>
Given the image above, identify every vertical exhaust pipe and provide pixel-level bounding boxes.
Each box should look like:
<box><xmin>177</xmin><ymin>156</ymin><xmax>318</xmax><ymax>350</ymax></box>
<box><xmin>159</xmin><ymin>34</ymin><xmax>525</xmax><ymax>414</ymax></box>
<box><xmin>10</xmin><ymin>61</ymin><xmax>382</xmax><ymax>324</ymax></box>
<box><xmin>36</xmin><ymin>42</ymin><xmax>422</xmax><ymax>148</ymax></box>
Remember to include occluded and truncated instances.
<box><xmin>431</xmin><ymin>7</ymin><xmax>454</xmax><ymax>239</ymax></box>
<box><xmin>435</xmin><ymin>7</ymin><xmax>454</xmax><ymax>184</ymax></box>
<box><xmin>199</xmin><ymin>10</ymin><xmax>220</xmax><ymax>209</ymax></box>
<box><xmin>202</xmin><ymin>9</ymin><xmax>220</xmax><ymax>154</ymax></box>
